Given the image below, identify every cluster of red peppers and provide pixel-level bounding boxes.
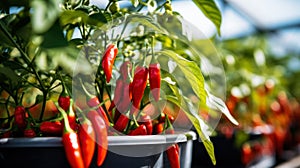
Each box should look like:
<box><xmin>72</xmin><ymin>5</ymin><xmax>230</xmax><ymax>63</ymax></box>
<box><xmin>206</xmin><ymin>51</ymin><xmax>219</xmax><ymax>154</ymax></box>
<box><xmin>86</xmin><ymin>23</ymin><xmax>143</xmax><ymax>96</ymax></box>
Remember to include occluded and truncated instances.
<box><xmin>101</xmin><ymin>44</ymin><xmax>179</xmax><ymax>168</ymax></box>
<box><xmin>1</xmin><ymin>43</ymin><xmax>180</xmax><ymax>168</ymax></box>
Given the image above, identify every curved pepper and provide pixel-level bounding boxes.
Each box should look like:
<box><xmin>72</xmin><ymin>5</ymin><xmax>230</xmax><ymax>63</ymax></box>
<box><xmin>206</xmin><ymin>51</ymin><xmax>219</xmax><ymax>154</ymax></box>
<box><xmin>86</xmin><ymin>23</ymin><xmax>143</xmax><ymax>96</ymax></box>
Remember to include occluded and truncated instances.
<box><xmin>78</xmin><ymin>118</ymin><xmax>96</xmax><ymax>168</ymax></box>
<box><xmin>154</xmin><ymin>122</ymin><xmax>164</xmax><ymax>135</ymax></box>
<box><xmin>24</xmin><ymin>128</ymin><xmax>36</xmax><ymax>137</ymax></box>
<box><xmin>138</xmin><ymin>114</ymin><xmax>153</xmax><ymax>135</ymax></box>
<box><xmin>39</xmin><ymin>121</ymin><xmax>63</xmax><ymax>136</ymax></box>
<box><xmin>102</xmin><ymin>44</ymin><xmax>118</xmax><ymax>83</ymax></box>
<box><xmin>14</xmin><ymin>106</ymin><xmax>27</xmax><ymax>129</ymax></box>
<box><xmin>87</xmin><ymin>96</ymin><xmax>110</xmax><ymax>126</ymax></box>
<box><xmin>113</xmin><ymin>114</ymin><xmax>129</xmax><ymax>133</ymax></box>
<box><xmin>60</xmin><ymin>106</ymin><xmax>84</xmax><ymax>168</ymax></box>
<box><xmin>120</xmin><ymin>61</ymin><xmax>132</xmax><ymax>81</ymax></box>
<box><xmin>149</xmin><ymin>63</ymin><xmax>161</xmax><ymax>101</ymax></box>
<box><xmin>130</xmin><ymin>66</ymin><xmax>148</xmax><ymax>115</ymax></box>
<box><xmin>87</xmin><ymin>110</ymin><xmax>108</xmax><ymax>166</ymax></box>
<box><xmin>166</xmin><ymin>144</ymin><xmax>180</xmax><ymax>168</ymax></box>
<box><xmin>116</xmin><ymin>80</ymin><xmax>132</xmax><ymax>113</ymax></box>
<box><xmin>58</xmin><ymin>85</ymin><xmax>70</xmax><ymax>112</ymax></box>
<box><xmin>128</xmin><ymin>124</ymin><xmax>147</xmax><ymax>136</ymax></box>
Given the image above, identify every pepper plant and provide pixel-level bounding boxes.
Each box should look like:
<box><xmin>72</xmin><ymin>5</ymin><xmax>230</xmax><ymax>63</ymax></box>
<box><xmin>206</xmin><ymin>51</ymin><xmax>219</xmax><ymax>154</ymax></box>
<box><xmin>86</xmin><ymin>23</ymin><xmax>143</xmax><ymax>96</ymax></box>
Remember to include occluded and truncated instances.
<box><xmin>0</xmin><ymin>0</ymin><xmax>237</xmax><ymax>166</ymax></box>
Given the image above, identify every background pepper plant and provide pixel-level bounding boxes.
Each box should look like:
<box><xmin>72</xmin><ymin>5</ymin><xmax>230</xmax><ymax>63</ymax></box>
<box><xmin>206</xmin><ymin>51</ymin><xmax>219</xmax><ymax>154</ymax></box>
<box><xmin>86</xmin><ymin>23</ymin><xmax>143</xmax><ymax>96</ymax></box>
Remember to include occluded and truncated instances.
<box><xmin>0</xmin><ymin>0</ymin><xmax>237</xmax><ymax>166</ymax></box>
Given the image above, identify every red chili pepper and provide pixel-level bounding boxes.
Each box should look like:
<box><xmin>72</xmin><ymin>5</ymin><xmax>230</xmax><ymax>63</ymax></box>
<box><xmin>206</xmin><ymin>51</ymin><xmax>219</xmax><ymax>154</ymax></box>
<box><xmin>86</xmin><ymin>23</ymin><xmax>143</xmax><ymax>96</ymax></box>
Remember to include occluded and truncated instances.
<box><xmin>87</xmin><ymin>110</ymin><xmax>108</xmax><ymax>166</ymax></box>
<box><xmin>0</xmin><ymin>131</ymin><xmax>11</xmax><ymax>138</ymax></box>
<box><xmin>128</xmin><ymin>124</ymin><xmax>147</xmax><ymax>136</ymax></box>
<box><xmin>60</xmin><ymin>111</ymin><xmax>84</xmax><ymax>168</ymax></box>
<box><xmin>14</xmin><ymin>106</ymin><xmax>27</xmax><ymax>129</ymax></box>
<box><xmin>67</xmin><ymin>101</ymin><xmax>78</xmax><ymax>131</ymax></box>
<box><xmin>102</xmin><ymin>44</ymin><xmax>118</xmax><ymax>83</ymax></box>
<box><xmin>116</xmin><ymin>80</ymin><xmax>132</xmax><ymax>113</ymax></box>
<box><xmin>24</xmin><ymin>128</ymin><xmax>36</xmax><ymax>137</ymax></box>
<box><xmin>159</xmin><ymin>113</ymin><xmax>175</xmax><ymax>124</ymax></box>
<box><xmin>86</xmin><ymin>96</ymin><xmax>110</xmax><ymax>125</ymax></box>
<box><xmin>138</xmin><ymin>114</ymin><xmax>153</xmax><ymax>135</ymax></box>
<box><xmin>58</xmin><ymin>86</ymin><xmax>70</xmax><ymax>112</ymax></box>
<box><xmin>149</xmin><ymin>63</ymin><xmax>161</xmax><ymax>101</ymax></box>
<box><xmin>113</xmin><ymin>114</ymin><xmax>129</xmax><ymax>132</ymax></box>
<box><xmin>166</xmin><ymin>144</ymin><xmax>180</xmax><ymax>168</ymax></box>
<box><xmin>120</xmin><ymin>61</ymin><xmax>132</xmax><ymax>81</ymax></box>
<box><xmin>130</xmin><ymin>66</ymin><xmax>148</xmax><ymax>115</ymax></box>
<box><xmin>154</xmin><ymin>122</ymin><xmax>164</xmax><ymax>135</ymax></box>
<box><xmin>78</xmin><ymin>118</ymin><xmax>96</xmax><ymax>168</ymax></box>
<box><xmin>112</xmin><ymin>79</ymin><xmax>123</xmax><ymax>107</ymax></box>
<box><xmin>39</xmin><ymin>121</ymin><xmax>63</xmax><ymax>136</ymax></box>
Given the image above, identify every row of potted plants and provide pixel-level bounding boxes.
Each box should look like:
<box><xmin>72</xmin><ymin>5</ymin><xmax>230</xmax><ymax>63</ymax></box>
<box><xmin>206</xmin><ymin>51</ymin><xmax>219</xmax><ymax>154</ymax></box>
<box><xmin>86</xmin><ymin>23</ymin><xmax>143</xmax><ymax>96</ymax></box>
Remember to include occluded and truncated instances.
<box><xmin>0</xmin><ymin>0</ymin><xmax>238</xmax><ymax>167</ymax></box>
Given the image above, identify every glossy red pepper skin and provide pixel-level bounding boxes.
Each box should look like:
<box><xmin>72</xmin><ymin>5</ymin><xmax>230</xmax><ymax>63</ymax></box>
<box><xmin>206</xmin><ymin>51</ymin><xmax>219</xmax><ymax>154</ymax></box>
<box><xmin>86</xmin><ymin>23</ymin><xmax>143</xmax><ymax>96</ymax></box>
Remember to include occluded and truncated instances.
<box><xmin>113</xmin><ymin>114</ymin><xmax>129</xmax><ymax>132</ymax></box>
<box><xmin>112</xmin><ymin>79</ymin><xmax>123</xmax><ymax>107</ymax></box>
<box><xmin>166</xmin><ymin>144</ymin><xmax>180</xmax><ymax>168</ymax></box>
<box><xmin>113</xmin><ymin>61</ymin><xmax>132</xmax><ymax>113</ymax></box>
<box><xmin>128</xmin><ymin>124</ymin><xmax>147</xmax><ymax>136</ymax></box>
<box><xmin>120</xmin><ymin>61</ymin><xmax>132</xmax><ymax>81</ymax></box>
<box><xmin>159</xmin><ymin>113</ymin><xmax>175</xmax><ymax>123</ymax></box>
<box><xmin>58</xmin><ymin>95</ymin><xmax>70</xmax><ymax>112</ymax></box>
<box><xmin>102</xmin><ymin>44</ymin><xmax>118</xmax><ymax>83</ymax></box>
<box><xmin>87</xmin><ymin>110</ymin><xmax>108</xmax><ymax>166</ymax></box>
<box><xmin>154</xmin><ymin>122</ymin><xmax>164</xmax><ymax>135</ymax></box>
<box><xmin>58</xmin><ymin>103</ymin><xmax>84</xmax><ymax>168</ymax></box>
<box><xmin>130</xmin><ymin>66</ymin><xmax>148</xmax><ymax>115</ymax></box>
<box><xmin>138</xmin><ymin>114</ymin><xmax>153</xmax><ymax>135</ymax></box>
<box><xmin>39</xmin><ymin>121</ymin><xmax>63</xmax><ymax>136</ymax></box>
<box><xmin>149</xmin><ymin>63</ymin><xmax>161</xmax><ymax>101</ymax></box>
<box><xmin>24</xmin><ymin>128</ymin><xmax>36</xmax><ymax>137</ymax></box>
<box><xmin>63</xmin><ymin>131</ymin><xmax>85</xmax><ymax>168</ymax></box>
<box><xmin>87</xmin><ymin>96</ymin><xmax>110</xmax><ymax>125</ymax></box>
<box><xmin>14</xmin><ymin>106</ymin><xmax>27</xmax><ymax>129</ymax></box>
<box><xmin>78</xmin><ymin>120</ymin><xmax>96</xmax><ymax>168</ymax></box>
<box><xmin>116</xmin><ymin>81</ymin><xmax>132</xmax><ymax>113</ymax></box>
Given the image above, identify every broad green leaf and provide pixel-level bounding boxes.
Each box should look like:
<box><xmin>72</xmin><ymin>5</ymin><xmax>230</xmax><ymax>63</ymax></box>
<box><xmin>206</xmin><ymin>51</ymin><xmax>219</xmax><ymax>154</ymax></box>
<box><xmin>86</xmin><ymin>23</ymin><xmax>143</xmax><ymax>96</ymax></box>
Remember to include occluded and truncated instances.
<box><xmin>185</xmin><ymin>112</ymin><xmax>216</xmax><ymax>165</ymax></box>
<box><xmin>60</xmin><ymin>10</ymin><xmax>89</xmax><ymax>26</ymax></box>
<box><xmin>31</xmin><ymin>0</ymin><xmax>63</xmax><ymax>34</ymax></box>
<box><xmin>41</xmin><ymin>20</ymin><xmax>68</xmax><ymax>48</ymax></box>
<box><xmin>192</xmin><ymin>0</ymin><xmax>222</xmax><ymax>36</ymax></box>
<box><xmin>60</xmin><ymin>10</ymin><xmax>108</xmax><ymax>28</ymax></box>
<box><xmin>166</xmin><ymin>87</ymin><xmax>216</xmax><ymax>165</ymax></box>
<box><xmin>206</xmin><ymin>92</ymin><xmax>239</xmax><ymax>125</ymax></box>
<box><xmin>125</xmin><ymin>14</ymin><xmax>168</xmax><ymax>35</ymax></box>
<box><xmin>157</xmin><ymin>50</ymin><xmax>207</xmax><ymax>105</ymax></box>
<box><xmin>89</xmin><ymin>12</ymin><xmax>109</xmax><ymax>27</ymax></box>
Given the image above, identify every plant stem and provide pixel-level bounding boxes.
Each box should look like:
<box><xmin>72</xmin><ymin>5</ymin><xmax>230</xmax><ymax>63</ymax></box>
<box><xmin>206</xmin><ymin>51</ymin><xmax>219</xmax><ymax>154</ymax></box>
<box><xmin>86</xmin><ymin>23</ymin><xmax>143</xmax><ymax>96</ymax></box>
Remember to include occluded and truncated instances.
<box><xmin>0</xmin><ymin>21</ymin><xmax>46</xmax><ymax>92</ymax></box>
<box><xmin>105</xmin><ymin>1</ymin><xmax>113</xmax><ymax>11</ymax></box>
<box><xmin>39</xmin><ymin>91</ymin><xmax>48</xmax><ymax>122</ymax></box>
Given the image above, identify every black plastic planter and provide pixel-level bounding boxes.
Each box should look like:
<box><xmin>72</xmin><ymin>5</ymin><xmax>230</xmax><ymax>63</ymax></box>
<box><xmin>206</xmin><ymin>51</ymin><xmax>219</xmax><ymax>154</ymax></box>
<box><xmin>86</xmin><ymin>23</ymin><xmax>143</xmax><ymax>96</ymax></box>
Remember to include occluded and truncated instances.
<box><xmin>0</xmin><ymin>131</ymin><xmax>196</xmax><ymax>168</ymax></box>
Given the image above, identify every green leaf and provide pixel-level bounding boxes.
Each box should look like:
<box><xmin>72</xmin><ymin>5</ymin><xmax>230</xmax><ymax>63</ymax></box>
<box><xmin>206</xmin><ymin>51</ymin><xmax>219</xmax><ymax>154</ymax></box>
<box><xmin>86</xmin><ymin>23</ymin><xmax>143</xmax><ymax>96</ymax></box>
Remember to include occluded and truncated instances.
<box><xmin>165</xmin><ymin>87</ymin><xmax>216</xmax><ymax>165</ymax></box>
<box><xmin>89</xmin><ymin>12</ymin><xmax>109</xmax><ymax>27</ymax></box>
<box><xmin>192</xmin><ymin>0</ymin><xmax>222</xmax><ymax>36</ymax></box>
<box><xmin>157</xmin><ymin>50</ymin><xmax>207</xmax><ymax>105</ymax></box>
<box><xmin>60</xmin><ymin>10</ymin><xmax>89</xmax><ymax>26</ymax></box>
<box><xmin>41</xmin><ymin>20</ymin><xmax>68</xmax><ymax>48</ymax></box>
<box><xmin>207</xmin><ymin>92</ymin><xmax>239</xmax><ymax>125</ymax></box>
<box><xmin>185</xmin><ymin>112</ymin><xmax>216</xmax><ymax>165</ymax></box>
<box><xmin>125</xmin><ymin>14</ymin><xmax>168</xmax><ymax>35</ymax></box>
<box><xmin>60</xmin><ymin>10</ymin><xmax>108</xmax><ymax>28</ymax></box>
<box><xmin>31</xmin><ymin>0</ymin><xmax>63</xmax><ymax>34</ymax></box>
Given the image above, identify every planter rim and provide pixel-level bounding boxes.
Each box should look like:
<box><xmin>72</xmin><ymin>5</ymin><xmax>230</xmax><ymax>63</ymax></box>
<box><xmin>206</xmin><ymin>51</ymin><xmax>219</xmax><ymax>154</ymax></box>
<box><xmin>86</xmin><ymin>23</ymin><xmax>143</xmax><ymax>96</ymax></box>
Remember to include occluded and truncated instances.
<box><xmin>0</xmin><ymin>131</ymin><xmax>196</xmax><ymax>148</ymax></box>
